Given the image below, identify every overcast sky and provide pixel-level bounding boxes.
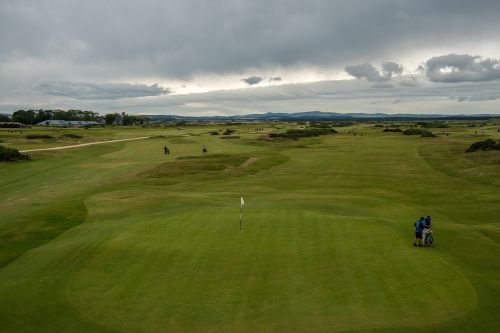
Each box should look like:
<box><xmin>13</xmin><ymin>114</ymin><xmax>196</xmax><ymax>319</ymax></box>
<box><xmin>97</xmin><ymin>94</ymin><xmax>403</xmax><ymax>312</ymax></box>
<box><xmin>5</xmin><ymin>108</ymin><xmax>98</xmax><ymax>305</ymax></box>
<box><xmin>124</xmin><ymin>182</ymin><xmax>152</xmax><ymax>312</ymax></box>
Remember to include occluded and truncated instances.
<box><xmin>1</xmin><ymin>0</ymin><xmax>500</xmax><ymax>115</ymax></box>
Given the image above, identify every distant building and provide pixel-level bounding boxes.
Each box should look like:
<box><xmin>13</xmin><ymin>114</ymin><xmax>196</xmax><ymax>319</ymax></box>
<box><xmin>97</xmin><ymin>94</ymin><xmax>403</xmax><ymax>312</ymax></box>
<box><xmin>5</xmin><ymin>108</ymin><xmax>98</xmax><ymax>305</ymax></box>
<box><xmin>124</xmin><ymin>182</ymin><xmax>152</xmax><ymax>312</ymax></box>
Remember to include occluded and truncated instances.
<box><xmin>0</xmin><ymin>122</ymin><xmax>26</xmax><ymax>128</ymax></box>
<box><xmin>36</xmin><ymin>120</ymin><xmax>100</xmax><ymax>127</ymax></box>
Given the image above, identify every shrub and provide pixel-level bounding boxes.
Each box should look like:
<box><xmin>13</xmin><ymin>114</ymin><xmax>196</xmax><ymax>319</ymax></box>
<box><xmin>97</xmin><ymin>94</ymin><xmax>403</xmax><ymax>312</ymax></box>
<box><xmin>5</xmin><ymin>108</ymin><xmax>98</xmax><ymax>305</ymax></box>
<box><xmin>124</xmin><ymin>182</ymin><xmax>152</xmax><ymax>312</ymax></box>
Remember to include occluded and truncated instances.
<box><xmin>209</xmin><ymin>131</ymin><xmax>219</xmax><ymax>135</ymax></box>
<box><xmin>0</xmin><ymin>145</ymin><xmax>30</xmax><ymax>162</ymax></box>
<box><xmin>269</xmin><ymin>128</ymin><xmax>337</xmax><ymax>139</ymax></box>
<box><xmin>383</xmin><ymin>128</ymin><xmax>402</xmax><ymax>132</ymax></box>
<box><xmin>403</xmin><ymin>129</ymin><xmax>436</xmax><ymax>137</ymax></box>
<box><xmin>330</xmin><ymin>121</ymin><xmax>354</xmax><ymax>127</ymax></box>
<box><xmin>417</xmin><ymin>121</ymin><xmax>449</xmax><ymax>128</ymax></box>
<box><xmin>61</xmin><ymin>133</ymin><xmax>82</xmax><ymax>139</ymax></box>
<box><xmin>223</xmin><ymin>129</ymin><xmax>236</xmax><ymax>135</ymax></box>
<box><xmin>466</xmin><ymin>139</ymin><xmax>500</xmax><ymax>152</ymax></box>
<box><xmin>26</xmin><ymin>134</ymin><xmax>53</xmax><ymax>139</ymax></box>
<box><xmin>421</xmin><ymin>131</ymin><xmax>437</xmax><ymax>137</ymax></box>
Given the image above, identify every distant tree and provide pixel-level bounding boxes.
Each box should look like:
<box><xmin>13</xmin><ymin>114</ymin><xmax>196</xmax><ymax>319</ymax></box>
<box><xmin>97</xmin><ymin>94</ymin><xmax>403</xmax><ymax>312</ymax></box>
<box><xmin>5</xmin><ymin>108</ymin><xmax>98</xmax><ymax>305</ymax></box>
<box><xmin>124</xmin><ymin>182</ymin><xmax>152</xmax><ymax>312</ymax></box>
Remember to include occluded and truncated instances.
<box><xmin>105</xmin><ymin>113</ymin><xmax>119</xmax><ymax>125</ymax></box>
<box><xmin>12</xmin><ymin>110</ymin><xmax>36</xmax><ymax>124</ymax></box>
<box><xmin>34</xmin><ymin>110</ymin><xmax>53</xmax><ymax>123</ymax></box>
<box><xmin>0</xmin><ymin>114</ymin><xmax>11</xmax><ymax>122</ymax></box>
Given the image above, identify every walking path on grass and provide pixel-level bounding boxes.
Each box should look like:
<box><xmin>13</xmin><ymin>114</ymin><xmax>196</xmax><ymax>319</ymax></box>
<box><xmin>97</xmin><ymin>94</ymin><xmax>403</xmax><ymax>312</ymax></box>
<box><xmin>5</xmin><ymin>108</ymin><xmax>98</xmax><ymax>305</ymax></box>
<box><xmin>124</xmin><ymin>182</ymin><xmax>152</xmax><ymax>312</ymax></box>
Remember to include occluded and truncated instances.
<box><xmin>20</xmin><ymin>136</ymin><xmax>151</xmax><ymax>153</ymax></box>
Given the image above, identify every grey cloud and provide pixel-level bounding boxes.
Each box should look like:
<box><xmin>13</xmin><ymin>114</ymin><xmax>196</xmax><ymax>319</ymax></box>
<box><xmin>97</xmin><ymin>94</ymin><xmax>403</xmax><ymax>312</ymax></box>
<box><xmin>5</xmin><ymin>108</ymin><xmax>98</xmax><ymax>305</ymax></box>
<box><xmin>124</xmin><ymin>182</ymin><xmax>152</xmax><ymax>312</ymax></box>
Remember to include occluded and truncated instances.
<box><xmin>371</xmin><ymin>82</ymin><xmax>394</xmax><ymax>89</ymax></box>
<box><xmin>398</xmin><ymin>76</ymin><xmax>419</xmax><ymax>87</ymax></box>
<box><xmin>345</xmin><ymin>62</ymin><xmax>403</xmax><ymax>84</ymax></box>
<box><xmin>425</xmin><ymin>54</ymin><xmax>500</xmax><ymax>82</ymax></box>
<box><xmin>242</xmin><ymin>76</ymin><xmax>264</xmax><ymax>85</ymax></box>
<box><xmin>345</xmin><ymin>63</ymin><xmax>388</xmax><ymax>82</ymax></box>
<box><xmin>451</xmin><ymin>95</ymin><xmax>499</xmax><ymax>102</ymax></box>
<box><xmin>382</xmin><ymin>62</ymin><xmax>403</xmax><ymax>77</ymax></box>
<box><xmin>38</xmin><ymin>81</ymin><xmax>170</xmax><ymax>100</ymax></box>
<box><xmin>269</xmin><ymin>77</ymin><xmax>282</xmax><ymax>82</ymax></box>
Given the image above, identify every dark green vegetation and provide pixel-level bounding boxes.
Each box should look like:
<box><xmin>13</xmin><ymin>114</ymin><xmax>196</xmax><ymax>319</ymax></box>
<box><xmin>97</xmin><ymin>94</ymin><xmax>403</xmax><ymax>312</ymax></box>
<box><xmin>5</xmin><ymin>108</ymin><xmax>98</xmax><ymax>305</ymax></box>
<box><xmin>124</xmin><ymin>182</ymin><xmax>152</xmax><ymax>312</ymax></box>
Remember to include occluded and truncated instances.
<box><xmin>383</xmin><ymin>128</ymin><xmax>403</xmax><ymax>132</ymax></box>
<box><xmin>61</xmin><ymin>133</ymin><xmax>83</xmax><ymax>139</ymax></box>
<box><xmin>416</xmin><ymin>121</ymin><xmax>449</xmax><ymax>128</ymax></box>
<box><xmin>0</xmin><ymin>121</ymin><xmax>499</xmax><ymax>332</ymax></box>
<box><xmin>269</xmin><ymin>127</ymin><xmax>337</xmax><ymax>139</ymax></box>
<box><xmin>12</xmin><ymin>109</ymin><xmax>101</xmax><ymax>124</ymax></box>
<box><xmin>466</xmin><ymin>139</ymin><xmax>500</xmax><ymax>152</ymax></box>
<box><xmin>26</xmin><ymin>134</ymin><xmax>54</xmax><ymax>139</ymax></box>
<box><xmin>403</xmin><ymin>128</ymin><xmax>437</xmax><ymax>137</ymax></box>
<box><xmin>0</xmin><ymin>145</ymin><xmax>30</xmax><ymax>162</ymax></box>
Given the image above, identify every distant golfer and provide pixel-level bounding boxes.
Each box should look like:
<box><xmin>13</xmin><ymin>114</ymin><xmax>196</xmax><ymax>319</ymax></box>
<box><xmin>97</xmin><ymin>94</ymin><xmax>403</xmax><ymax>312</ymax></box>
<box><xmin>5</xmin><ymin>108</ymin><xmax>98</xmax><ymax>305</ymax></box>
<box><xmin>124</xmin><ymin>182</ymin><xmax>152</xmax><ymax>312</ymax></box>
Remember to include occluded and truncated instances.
<box><xmin>202</xmin><ymin>145</ymin><xmax>207</xmax><ymax>155</ymax></box>
<box><xmin>163</xmin><ymin>145</ymin><xmax>170</xmax><ymax>155</ymax></box>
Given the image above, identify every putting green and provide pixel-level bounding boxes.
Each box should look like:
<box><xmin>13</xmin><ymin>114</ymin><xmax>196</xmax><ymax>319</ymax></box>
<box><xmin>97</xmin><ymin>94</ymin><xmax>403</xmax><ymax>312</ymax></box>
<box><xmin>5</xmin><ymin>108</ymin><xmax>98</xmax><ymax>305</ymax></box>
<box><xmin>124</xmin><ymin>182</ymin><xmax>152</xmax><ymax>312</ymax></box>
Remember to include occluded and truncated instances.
<box><xmin>0</xmin><ymin>123</ymin><xmax>498</xmax><ymax>332</ymax></box>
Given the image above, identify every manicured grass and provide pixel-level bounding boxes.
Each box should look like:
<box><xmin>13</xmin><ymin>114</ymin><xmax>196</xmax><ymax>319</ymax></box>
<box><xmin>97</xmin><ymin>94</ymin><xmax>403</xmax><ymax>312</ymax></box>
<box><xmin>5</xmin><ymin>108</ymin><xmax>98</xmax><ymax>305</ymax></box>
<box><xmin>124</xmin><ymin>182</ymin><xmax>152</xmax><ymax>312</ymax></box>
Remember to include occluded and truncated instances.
<box><xmin>0</xmin><ymin>122</ymin><xmax>499</xmax><ymax>332</ymax></box>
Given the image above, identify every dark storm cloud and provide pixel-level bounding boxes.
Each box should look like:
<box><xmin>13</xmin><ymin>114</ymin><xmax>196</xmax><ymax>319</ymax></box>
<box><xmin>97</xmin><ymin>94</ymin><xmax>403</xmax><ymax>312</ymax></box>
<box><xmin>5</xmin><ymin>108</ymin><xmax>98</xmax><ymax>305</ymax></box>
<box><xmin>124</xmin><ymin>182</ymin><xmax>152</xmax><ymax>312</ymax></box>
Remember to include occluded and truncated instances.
<box><xmin>38</xmin><ymin>81</ymin><xmax>170</xmax><ymax>100</ymax></box>
<box><xmin>2</xmin><ymin>0</ymin><xmax>500</xmax><ymax>79</ymax></box>
<box><xmin>242</xmin><ymin>76</ymin><xmax>264</xmax><ymax>85</ymax></box>
<box><xmin>425</xmin><ymin>54</ymin><xmax>500</xmax><ymax>83</ymax></box>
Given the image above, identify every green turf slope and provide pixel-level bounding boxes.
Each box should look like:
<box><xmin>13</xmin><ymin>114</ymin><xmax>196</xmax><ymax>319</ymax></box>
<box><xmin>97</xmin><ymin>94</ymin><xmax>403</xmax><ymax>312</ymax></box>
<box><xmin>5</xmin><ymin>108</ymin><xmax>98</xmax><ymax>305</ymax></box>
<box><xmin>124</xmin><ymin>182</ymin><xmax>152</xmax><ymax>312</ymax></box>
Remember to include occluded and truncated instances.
<box><xmin>0</xmin><ymin>125</ymin><xmax>499</xmax><ymax>332</ymax></box>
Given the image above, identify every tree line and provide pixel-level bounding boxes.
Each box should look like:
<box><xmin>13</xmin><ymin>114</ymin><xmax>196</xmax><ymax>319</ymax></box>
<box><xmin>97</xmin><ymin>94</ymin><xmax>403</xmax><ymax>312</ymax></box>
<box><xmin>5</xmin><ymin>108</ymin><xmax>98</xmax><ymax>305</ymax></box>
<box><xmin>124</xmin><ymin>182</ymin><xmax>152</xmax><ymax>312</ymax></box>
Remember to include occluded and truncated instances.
<box><xmin>2</xmin><ymin>109</ymin><xmax>148</xmax><ymax>126</ymax></box>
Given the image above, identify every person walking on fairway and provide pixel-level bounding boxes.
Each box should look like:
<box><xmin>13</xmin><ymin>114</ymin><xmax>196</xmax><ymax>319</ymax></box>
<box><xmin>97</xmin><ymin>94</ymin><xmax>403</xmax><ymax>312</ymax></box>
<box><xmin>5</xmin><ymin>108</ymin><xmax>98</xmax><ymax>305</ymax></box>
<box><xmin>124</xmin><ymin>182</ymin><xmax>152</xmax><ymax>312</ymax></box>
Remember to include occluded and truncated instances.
<box><xmin>163</xmin><ymin>145</ymin><xmax>170</xmax><ymax>155</ymax></box>
<box><xmin>413</xmin><ymin>217</ymin><xmax>425</xmax><ymax>247</ymax></box>
<box><xmin>202</xmin><ymin>145</ymin><xmax>207</xmax><ymax>155</ymax></box>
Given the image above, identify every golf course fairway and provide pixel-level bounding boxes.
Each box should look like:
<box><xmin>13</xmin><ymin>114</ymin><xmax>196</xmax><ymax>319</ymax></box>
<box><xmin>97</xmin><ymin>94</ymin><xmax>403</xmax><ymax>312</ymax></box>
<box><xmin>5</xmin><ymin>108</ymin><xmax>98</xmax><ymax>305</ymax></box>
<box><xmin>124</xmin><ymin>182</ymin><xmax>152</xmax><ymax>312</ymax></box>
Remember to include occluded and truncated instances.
<box><xmin>0</xmin><ymin>123</ymin><xmax>499</xmax><ymax>332</ymax></box>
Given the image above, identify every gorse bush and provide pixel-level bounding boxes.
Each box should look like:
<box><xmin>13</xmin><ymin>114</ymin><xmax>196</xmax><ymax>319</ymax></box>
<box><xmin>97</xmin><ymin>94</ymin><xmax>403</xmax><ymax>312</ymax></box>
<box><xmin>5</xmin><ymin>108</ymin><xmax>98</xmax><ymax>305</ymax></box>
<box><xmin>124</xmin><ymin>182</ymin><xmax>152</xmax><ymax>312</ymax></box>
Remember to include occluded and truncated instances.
<box><xmin>26</xmin><ymin>134</ymin><xmax>53</xmax><ymax>139</ymax></box>
<box><xmin>223</xmin><ymin>129</ymin><xmax>236</xmax><ymax>135</ymax></box>
<box><xmin>383</xmin><ymin>128</ymin><xmax>402</xmax><ymax>132</ymax></box>
<box><xmin>466</xmin><ymin>139</ymin><xmax>500</xmax><ymax>152</ymax></box>
<box><xmin>403</xmin><ymin>129</ymin><xmax>436</xmax><ymax>137</ymax></box>
<box><xmin>417</xmin><ymin>121</ymin><xmax>449</xmax><ymax>128</ymax></box>
<box><xmin>420</xmin><ymin>131</ymin><xmax>437</xmax><ymax>137</ymax></box>
<box><xmin>61</xmin><ymin>133</ymin><xmax>82</xmax><ymax>139</ymax></box>
<box><xmin>0</xmin><ymin>145</ymin><xmax>30</xmax><ymax>162</ymax></box>
<box><xmin>269</xmin><ymin>128</ymin><xmax>337</xmax><ymax>139</ymax></box>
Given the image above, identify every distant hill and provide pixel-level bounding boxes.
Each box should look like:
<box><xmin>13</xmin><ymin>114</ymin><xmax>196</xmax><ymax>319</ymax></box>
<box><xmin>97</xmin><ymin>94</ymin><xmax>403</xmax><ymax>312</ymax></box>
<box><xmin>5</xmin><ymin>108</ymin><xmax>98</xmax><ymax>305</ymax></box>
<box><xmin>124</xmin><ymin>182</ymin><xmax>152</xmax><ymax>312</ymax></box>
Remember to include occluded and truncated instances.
<box><xmin>145</xmin><ymin>111</ymin><xmax>500</xmax><ymax>122</ymax></box>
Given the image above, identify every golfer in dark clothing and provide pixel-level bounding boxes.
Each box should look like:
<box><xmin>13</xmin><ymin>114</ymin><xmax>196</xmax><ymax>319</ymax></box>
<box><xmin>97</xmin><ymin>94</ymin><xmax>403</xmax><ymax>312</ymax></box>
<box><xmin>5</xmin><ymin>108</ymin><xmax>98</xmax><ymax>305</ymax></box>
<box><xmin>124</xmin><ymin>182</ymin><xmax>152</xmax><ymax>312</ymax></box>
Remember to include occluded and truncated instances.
<box><xmin>202</xmin><ymin>145</ymin><xmax>207</xmax><ymax>154</ymax></box>
<box><xmin>413</xmin><ymin>217</ymin><xmax>425</xmax><ymax>247</ymax></box>
<box><xmin>163</xmin><ymin>145</ymin><xmax>170</xmax><ymax>155</ymax></box>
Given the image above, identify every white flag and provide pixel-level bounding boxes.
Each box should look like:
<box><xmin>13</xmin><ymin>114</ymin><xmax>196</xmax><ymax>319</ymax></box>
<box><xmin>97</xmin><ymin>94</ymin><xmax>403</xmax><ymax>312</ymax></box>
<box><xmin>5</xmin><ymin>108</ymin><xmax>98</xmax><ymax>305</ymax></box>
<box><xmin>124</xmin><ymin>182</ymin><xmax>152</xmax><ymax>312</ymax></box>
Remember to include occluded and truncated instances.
<box><xmin>240</xmin><ymin>196</ymin><xmax>244</xmax><ymax>208</ymax></box>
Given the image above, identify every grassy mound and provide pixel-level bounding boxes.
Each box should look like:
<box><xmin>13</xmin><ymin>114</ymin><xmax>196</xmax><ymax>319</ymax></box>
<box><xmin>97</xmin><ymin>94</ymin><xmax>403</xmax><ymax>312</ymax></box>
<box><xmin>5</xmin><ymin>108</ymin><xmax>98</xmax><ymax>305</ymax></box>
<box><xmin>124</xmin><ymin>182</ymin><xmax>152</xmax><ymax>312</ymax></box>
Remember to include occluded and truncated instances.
<box><xmin>466</xmin><ymin>139</ymin><xmax>500</xmax><ymax>152</ymax></box>
<box><xmin>143</xmin><ymin>153</ymin><xmax>249</xmax><ymax>177</ymax></box>
<box><xmin>0</xmin><ymin>145</ymin><xmax>30</xmax><ymax>162</ymax></box>
<box><xmin>26</xmin><ymin>134</ymin><xmax>54</xmax><ymax>139</ymax></box>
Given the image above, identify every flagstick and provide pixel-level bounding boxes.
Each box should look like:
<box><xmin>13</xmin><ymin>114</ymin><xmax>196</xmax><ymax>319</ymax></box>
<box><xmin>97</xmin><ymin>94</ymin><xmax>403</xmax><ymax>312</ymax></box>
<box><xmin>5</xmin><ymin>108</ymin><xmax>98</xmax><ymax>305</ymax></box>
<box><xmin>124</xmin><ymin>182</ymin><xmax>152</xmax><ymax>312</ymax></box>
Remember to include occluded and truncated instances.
<box><xmin>240</xmin><ymin>205</ymin><xmax>242</xmax><ymax>231</ymax></box>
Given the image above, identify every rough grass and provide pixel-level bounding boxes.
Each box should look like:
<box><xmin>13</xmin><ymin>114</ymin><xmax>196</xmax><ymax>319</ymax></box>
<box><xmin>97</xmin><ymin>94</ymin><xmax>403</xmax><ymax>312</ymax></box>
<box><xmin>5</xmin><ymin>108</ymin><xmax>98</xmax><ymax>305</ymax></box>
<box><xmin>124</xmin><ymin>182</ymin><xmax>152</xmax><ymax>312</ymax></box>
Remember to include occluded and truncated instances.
<box><xmin>26</xmin><ymin>134</ymin><xmax>54</xmax><ymax>139</ymax></box>
<box><xmin>0</xmin><ymin>145</ymin><xmax>30</xmax><ymax>162</ymax></box>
